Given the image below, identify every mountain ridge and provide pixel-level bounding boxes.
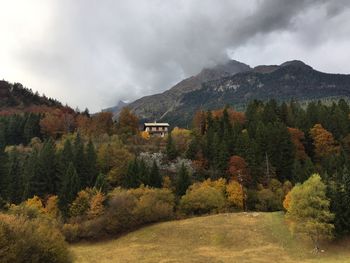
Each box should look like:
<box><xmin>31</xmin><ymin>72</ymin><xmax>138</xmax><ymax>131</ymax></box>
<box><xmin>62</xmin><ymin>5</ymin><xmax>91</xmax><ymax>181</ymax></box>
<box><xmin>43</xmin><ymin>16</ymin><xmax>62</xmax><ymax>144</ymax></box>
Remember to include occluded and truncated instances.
<box><xmin>107</xmin><ymin>59</ymin><xmax>350</xmax><ymax>126</ymax></box>
<box><xmin>0</xmin><ymin>80</ymin><xmax>70</xmax><ymax>115</ymax></box>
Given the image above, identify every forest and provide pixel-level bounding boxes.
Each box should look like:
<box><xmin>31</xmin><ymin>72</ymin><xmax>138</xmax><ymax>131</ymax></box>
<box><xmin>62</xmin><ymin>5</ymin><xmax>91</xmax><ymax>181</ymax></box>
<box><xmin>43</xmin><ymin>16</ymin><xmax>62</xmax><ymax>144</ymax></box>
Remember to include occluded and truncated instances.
<box><xmin>1</xmin><ymin>99</ymin><xmax>350</xmax><ymax>262</ymax></box>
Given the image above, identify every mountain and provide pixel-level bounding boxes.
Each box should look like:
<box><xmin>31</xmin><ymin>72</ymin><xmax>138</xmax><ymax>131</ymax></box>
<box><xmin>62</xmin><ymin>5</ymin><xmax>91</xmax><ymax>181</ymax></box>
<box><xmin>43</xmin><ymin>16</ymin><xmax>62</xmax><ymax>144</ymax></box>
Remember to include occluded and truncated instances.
<box><xmin>0</xmin><ymin>80</ymin><xmax>67</xmax><ymax>115</ymax></box>
<box><xmin>121</xmin><ymin>60</ymin><xmax>251</xmax><ymax>121</ymax></box>
<box><xmin>111</xmin><ymin>60</ymin><xmax>350</xmax><ymax>126</ymax></box>
<box><xmin>103</xmin><ymin>100</ymin><xmax>129</xmax><ymax>116</ymax></box>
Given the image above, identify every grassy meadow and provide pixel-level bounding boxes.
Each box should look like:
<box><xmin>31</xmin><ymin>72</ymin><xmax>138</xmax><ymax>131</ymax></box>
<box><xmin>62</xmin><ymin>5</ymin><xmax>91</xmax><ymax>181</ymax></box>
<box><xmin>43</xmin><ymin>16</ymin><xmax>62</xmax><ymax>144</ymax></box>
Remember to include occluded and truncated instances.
<box><xmin>71</xmin><ymin>212</ymin><xmax>350</xmax><ymax>263</ymax></box>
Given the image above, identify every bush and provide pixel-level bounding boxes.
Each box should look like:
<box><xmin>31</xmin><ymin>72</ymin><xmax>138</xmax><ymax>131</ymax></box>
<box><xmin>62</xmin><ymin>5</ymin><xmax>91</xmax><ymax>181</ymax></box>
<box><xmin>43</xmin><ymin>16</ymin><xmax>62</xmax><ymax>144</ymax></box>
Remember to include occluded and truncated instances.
<box><xmin>255</xmin><ymin>179</ymin><xmax>285</xmax><ymax>211</ymax></box>
<box><xmin>0</xmin><ymin>213</ymin><xmax>72</xmax><ymax>263</ymax></box>
<box><xmin>62</xmin><ymin>223</ymin><xmax>80</xmax><ymax>243</ymax></box>
<box><xmin>131</xmin><ymin>187</ymin><xmax>175</xmax><ymax>224</ymax></box>
<box><xmin>63</xmin><ymin>186</ymin><xmax>175</xmax><ymax>241</ymax></box>
<box><xmin>179</xmin><ymin>180</ymin><xmax>226</xmax><ymax>215</ymax></box>
<box><xmin>69</xmin><ymin>188</ymin><xmax>106</xmax><ymax>220</ymax></box>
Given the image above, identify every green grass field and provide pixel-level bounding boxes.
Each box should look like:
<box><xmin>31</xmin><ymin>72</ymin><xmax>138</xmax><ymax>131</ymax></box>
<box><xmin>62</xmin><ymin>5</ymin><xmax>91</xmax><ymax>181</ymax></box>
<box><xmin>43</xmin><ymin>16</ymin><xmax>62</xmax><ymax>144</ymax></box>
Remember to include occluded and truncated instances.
<box><xmin>71</xmin><ymin>212</ymin><xmax>350</xmax><ymax>263</ymax></box>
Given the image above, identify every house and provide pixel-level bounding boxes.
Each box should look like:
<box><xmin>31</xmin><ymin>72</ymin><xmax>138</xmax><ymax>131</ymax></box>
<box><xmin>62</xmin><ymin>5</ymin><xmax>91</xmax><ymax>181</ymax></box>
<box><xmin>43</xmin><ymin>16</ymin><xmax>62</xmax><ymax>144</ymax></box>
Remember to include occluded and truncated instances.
<box><xmin>144</xmin><ymin>122</ymin><xmax>169</xmax><ymax>137</ymax></box>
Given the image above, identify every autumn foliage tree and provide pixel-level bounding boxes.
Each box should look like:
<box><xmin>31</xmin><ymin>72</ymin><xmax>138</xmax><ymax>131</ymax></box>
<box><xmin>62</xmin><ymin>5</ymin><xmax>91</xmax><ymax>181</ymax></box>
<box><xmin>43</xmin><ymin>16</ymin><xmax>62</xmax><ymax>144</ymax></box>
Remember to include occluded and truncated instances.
<box><xmin>226</xmin><ymin>180</ymin><xmax>244</xmax><ymax>210</ymax></box>
<box><xmin>310</xmin><ymin>124</ymin><xmax>339</xmax><ymax>160</ymax></box>
<box><xmin>117</xmin><ymin>107</ymin><xmax>139</xmax><ymax>136</ymax></box>
<box><xmin>192</xmin><ymin>110</ymin><xmax>207</xmax><ymax>135</ymax></box>
<box><xmin>227</xmin><ymin>155</ymin><xmax>250</xmax><ymax>186</ymax></box>
<box><xmin>286</xmin><ymin>174</ymin><xmax>334</xmax><ymax>252</ymax></box>
<box><xmin>288</xmin><ymin>127</ymin><xmax>307</xmax><ymax>160</ymax></box>
<box><xmin>40</xmin><ymin>108</ymin><xmax>76</xmax><ymax>138</ymax></box>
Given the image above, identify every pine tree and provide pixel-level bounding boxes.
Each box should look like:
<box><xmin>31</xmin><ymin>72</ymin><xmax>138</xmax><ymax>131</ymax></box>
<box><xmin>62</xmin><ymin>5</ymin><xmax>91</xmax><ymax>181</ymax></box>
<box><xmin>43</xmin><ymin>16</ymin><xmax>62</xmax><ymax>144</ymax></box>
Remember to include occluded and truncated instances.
<box><xmin>4</xmin><ymin>148</ymin><xmax>22</xmax><ymax>204</ymax></box>
<box><xmin>138</xmin><ymin>158</ymin><xmax>149</xmax><ymax>186</ymax></box>
<box><xmin>186</xmin><ymin>135</ymin><xmax>200</xmax><ymax>160</ymax></box>
<box><xmin>166</xmin><ymin>132</ymin><xmax>177</xmax><ymax>161</ymax></box>
<box><xmin>176</xmin><ymin>163</ymin><xmax>190</xmax><ymax>196</ymax></box>
<box><xmin>0</xmin><ymin>129</ymin><xmax>7</xmax><ymax>199</ymax></box>
<box><xmin>327</xmin><ymin>179</ymin><xmax>344</xmax><ymax>236</ymax></box>
<box><xmin>149</xmin><ymin>160</ymin><xmax>162</xmax><ymax>188</ymax></box>
<box><xmin>85</xmin><ymin>139</ymin><xmax>98</xmax><ymax>186</ymax></box>
<box><xmin>59</xmin><ymin>162</ymin><xmax>80</xmax><ymax>211</ymax></box>
<box><xmin>23</xmin><ymin>113</ymin><xmax>41</xmax><ymax>144</ymax></box>
<box><xmin>215</xmin><ymin>141</ymin><xmax>230</xmax><ymax>179</ymax></box>
<box><xmin>342</xmin><ymin>166</ymin><xmax>350</xmax><ymax>235</ymax></box>
<box><xmin>22</xmin><ymin>150</ymin><xmax>39</xmax><ymax>200</ymax></box>
<box><xmin>292</xmin><ymin>159</ymin><xmax>303</xmax><ymax>183</ymax></box>
<box><xmin>266</xmin><ymin>122</ymin><xmax>295</xmax><ymax>182</ymax></box>
<box><xmin>73</xmin><ymin>133</ymin><xmax>87</xmax><ymax>187</ymax></box>
<box><xmin>36</xmin><ymin>139</ymin><xmax>58</xmax><ymax>196</ymax></box>
<box><xmin>59</xmin><ymin>139</ymin><xmax>74</xmax><ymax>175</ymax></box>
<box><xmin>94</xmin><ymin>173</ymin><xmax>107</xmax><ymax>192</ymax></box>
<box><xmin>124</xmin><ymin>159</ymin><xmax>140</xmax><ymax>188</ymax></box>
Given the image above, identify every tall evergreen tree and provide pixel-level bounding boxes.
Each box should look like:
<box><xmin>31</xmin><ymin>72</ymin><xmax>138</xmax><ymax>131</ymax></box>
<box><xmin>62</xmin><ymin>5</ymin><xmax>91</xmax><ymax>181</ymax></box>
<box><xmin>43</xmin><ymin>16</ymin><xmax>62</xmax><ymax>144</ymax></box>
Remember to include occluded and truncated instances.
<box><xmin>23</xmin><ymin>113</ymin><xmax>41</xmax><ymax>144</ymax></box>
<box><xmin>36</xmin><ymin>139</ymin><xmax>58</xmax><ymax>196</ymax></box>
<box><xmin>0</xmin><ymin>128</ymin><xmax>7</xmax><ymax>199</ymax></box>
<box><xmin>176</xmin><ymin>163</ymin><xmax>190</xmax><ymax>196</ymax></box>
<box><xmin>59</xmin><ymin>139</ymin><xmax>74</xmax><ymax>173</ymax></box>
<box><xmin>85</xmin><ymin>139</ymin><xmax>98</xmax><ymax>186</ymax></box>
<box><xmin>124</xmin><ymin>159</ymin><xmax>140</xmax><ymax>188</ymax></box>
<box><xmin>73</xmin><ymin>133</ymin><xmax>87</xmax><ymax>187</ymax></box>
<box><xmin>4</xmin><ymin>148</ymin><xmax>22</xmax><ymax>204</ymax></box>
<box><xmin>59</xmin><ymin>162</ymin><xmax>80</xmax><ymax>211</ymax></box>
<box><xmin>149</xmin><ymin>160</ymin><xmax>162</xmax><ymax>188</ymax></box>
<box><xmin>95</xmin><ymin>172</ymin><xmax>107</xmax><ymax>192</ymax></box>
<box><xmin>138</xmin><ymin>158</ymin><xmax>150</xmax><ymax>186</ymax></box>
<box><xmin>166</xmin><ymin>132</ymin><xmax>177</xmax><ymax>161</ymax></box>
<box><xmin>342</xmin><ymin>166</ymin><xmax>350</xmax><ymax>235</ymax></box>
<box><xmin>22</xmin><ymin>149</ymin><xmax>39</xmax><ymax>200</ymax></box>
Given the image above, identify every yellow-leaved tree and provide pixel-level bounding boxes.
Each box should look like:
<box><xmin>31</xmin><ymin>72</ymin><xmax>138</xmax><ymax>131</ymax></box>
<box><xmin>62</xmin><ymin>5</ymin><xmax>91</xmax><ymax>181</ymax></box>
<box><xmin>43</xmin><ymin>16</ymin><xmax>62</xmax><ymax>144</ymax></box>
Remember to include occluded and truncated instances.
<box><xmin>226</xmin><ymin>180</ymin><xmax>244</xmax><ymax>210</ymax></box>
<box><xmin>286</xmin><ymin>174</ymin><xmax>334</xmax><ymax>252</ymax></box>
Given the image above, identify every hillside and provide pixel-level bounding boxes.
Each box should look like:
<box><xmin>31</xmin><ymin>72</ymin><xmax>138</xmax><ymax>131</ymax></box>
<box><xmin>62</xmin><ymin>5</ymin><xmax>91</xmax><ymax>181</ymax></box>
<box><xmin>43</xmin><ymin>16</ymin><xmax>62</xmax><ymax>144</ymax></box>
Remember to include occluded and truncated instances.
<box><xmin>71</xmin><ymin>212</ymin><xmax>350</xmax><ymax>263</ymax></box>
<box><xmin>113</xmin><ymin>60</ymin><xmax>350</xmax><ymax>126</ymax></box>
<box><xmin>0</xmin><ymin>80</ymin><xmax>65</xmax><ymax>115</ymax></box>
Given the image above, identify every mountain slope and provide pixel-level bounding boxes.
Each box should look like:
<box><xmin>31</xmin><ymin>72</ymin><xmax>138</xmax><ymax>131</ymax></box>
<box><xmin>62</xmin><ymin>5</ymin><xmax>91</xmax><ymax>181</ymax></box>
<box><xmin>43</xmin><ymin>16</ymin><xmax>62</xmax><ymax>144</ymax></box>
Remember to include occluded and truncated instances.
<box><xmin>103</xmin><ymin>100</ymin><xmax>129</xmax><ymax>116</ymax></box>
<box><xmin>123</xmin><ymin>60</ymin><xmax>251</xmax><ymax>121</ymax></box>
<box><xmin>167</xmin><ymin>60</ymin><xmax>350</xmax><ymax>125</ymax></box>
<box><xmin>0</xmin><ymin>80</ymin><xmax>65</xmax><ymax>115</ymax></box>
<box><xmin>116</xmin><ymin>60</ymin><xmax>350</xmax><ymax>126</ymax></box>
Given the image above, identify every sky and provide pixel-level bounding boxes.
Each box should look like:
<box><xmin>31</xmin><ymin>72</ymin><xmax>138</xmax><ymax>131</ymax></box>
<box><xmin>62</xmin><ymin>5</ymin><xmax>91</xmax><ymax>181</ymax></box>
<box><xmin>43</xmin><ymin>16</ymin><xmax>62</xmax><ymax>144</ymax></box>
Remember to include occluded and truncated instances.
<box><xmin>0</xmin><ymin>0</ymin><xmax>350</xmax><ymax>112</ymax></box>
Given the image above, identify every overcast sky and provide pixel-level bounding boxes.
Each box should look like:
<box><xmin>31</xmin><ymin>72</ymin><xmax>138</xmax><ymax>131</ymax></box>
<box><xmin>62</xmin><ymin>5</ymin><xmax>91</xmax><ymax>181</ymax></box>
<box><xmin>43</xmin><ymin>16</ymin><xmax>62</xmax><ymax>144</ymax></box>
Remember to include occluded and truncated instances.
<box><xmin>0</xmin><ymin>0</ymin><xmax>350</xmax><ymax>112</ymax></box>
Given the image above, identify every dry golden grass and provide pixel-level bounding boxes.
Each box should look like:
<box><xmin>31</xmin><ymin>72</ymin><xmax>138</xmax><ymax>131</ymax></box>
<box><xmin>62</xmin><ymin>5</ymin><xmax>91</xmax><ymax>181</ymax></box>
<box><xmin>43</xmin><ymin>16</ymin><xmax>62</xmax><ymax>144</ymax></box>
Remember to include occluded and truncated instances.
<box><xmin>71</xmin><ymin>212</ymin><xmax>350</xmax><ymax>263</ymax></box>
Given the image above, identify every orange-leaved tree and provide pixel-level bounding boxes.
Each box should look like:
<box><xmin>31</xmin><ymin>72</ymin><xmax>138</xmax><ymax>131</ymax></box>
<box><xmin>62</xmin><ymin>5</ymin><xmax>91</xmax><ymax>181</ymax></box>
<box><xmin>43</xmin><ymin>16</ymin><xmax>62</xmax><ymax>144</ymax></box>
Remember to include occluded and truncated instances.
<box><xmin>227</xmin><ymin>155</ymin><xmax>250</xmax><ymax>210</ymax></box>
<box><xmin>309</xmin><ymin>124</ymin><xmax>339</xmax><ymax>159</ymax></box>
<box><xmin>288</xmin><ymin>127</ymin><xmax>307</xmax><ymax>160</ymax></box>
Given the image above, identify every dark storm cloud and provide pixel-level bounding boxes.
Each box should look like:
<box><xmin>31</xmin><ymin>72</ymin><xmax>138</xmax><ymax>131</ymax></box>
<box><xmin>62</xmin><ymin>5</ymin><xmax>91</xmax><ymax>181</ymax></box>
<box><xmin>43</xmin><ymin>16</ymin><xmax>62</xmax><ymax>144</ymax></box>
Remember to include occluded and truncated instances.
<box><xmin>1</xmin><ymin>0</ymin><xmax>350</xmax><ymax>111</ymax></box>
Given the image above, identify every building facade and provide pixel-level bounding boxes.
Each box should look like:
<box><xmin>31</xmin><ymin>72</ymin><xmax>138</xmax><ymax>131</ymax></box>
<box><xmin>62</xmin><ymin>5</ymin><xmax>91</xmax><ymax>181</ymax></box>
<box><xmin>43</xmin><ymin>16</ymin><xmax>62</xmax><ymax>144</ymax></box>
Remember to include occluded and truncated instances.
<box><xmin>144</xmin><ymin>122</ymin><xmax>169</xmax><ymax>137</ymax></box>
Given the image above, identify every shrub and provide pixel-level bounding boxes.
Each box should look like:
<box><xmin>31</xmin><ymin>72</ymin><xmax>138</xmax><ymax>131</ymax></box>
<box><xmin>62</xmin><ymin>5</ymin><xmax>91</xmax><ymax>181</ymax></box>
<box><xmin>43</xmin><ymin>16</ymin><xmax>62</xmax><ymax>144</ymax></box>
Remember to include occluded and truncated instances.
<box><xmin>179</xmin><ymin>180</ymin><xmax>226</xmax><ymax>215</ymax></box>
<box><xmin>104</xmin><ymin>188</ymin><xmax>137</xmax><ymax>234</ymax></box>
<box><xmin>64</xmin><ymin>186</ymin><xmax>175</xmax><ymax>241</ymax></box>
<box><xmin>132</xmin><ymin>187</ymin><xmax>175</xmax><ymax>224</ymax></box>
<box><xmin>0</xmin><ymin>213</ymin><xmax>72</xmax><ymax>263</ymax></box>
<box><xmin>255</xmin><ymin>179</ymin><xmax>285</xmax><ymax>211</ymax></box>
<box><xmin>62</xmin><ymin>223</ymin><xmax>80</xmax><ymax>243</ymax></box>
<box><xmin>69</xmin><ymin>188</ymin><xmax>106</xmax><ymax>219</ymax></box>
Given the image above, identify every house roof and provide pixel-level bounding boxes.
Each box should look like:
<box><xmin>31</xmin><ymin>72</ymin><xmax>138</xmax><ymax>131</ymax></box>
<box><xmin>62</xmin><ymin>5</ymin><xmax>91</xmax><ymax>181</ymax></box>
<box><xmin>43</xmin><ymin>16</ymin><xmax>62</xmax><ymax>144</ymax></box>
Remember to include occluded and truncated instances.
<box><xmin>144</xmin><ymin>122</ymin><xmax>169</xmax><ymax>127</ymax></box>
